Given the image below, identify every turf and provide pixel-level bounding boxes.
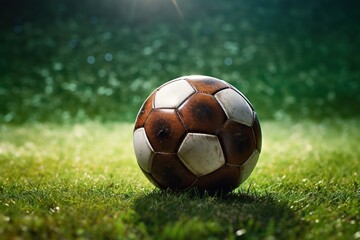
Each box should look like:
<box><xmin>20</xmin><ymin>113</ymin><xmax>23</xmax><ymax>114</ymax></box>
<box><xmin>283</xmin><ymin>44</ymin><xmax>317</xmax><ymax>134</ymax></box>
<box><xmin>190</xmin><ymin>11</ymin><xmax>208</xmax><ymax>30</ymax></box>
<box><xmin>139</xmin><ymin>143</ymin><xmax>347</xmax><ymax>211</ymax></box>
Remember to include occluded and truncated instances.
<box><xmin>0</xmin><ymin>120</ymin><xmax>359</xmax><ymax>240</ymax></box>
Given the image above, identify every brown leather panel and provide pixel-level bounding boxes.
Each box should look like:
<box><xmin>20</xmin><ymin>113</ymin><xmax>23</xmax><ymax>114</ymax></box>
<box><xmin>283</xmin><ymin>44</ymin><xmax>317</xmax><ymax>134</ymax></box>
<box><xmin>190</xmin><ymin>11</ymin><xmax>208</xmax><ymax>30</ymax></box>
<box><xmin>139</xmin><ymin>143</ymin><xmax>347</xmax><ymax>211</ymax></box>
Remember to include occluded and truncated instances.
<box><xmin>134</xmin><ymin>93</ymin><xmax>155</xmax><ymax>129</ymax></box>
<box><xmin>140</xmin><ymin>168</ymin><xmax>163</xmax><ymax>188</ymax></box>
<box><xmin>194</xmin><ymin>164</ymin><xmax>240</xmax><ymax>193</ymax></box>
<box><xmin>144</xmin><ymin>109</ymin><xmax>186</xmax><ymax>153</ymax></box>
<box><xmin>178</xmin><ymin>93</ymin><xmax>226</xmax><ymax>134</ymax></box>
<box><xmin>186</xmin><ymin>76</ymin><xmax>229</xmax><ymax>95</ymax></box>
<box><xmin>151</xmin><ymin>153</ymin><xmax>197</xmax><ymax>190</ymax></box>
<box><xmin>219</xmin><ymin>121</ymin><xmax>256</xmax><ymax>166</ymax></box>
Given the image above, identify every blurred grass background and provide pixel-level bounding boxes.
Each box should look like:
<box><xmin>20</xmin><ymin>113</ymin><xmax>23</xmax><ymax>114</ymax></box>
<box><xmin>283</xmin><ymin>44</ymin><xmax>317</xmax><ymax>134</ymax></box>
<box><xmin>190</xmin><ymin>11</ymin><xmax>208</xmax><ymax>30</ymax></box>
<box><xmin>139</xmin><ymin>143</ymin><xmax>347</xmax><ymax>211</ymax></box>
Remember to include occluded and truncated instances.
<box><xmin>1</xmin><ymin>0</ymin><xmax>359</xmax><ymax>123</ymax></box>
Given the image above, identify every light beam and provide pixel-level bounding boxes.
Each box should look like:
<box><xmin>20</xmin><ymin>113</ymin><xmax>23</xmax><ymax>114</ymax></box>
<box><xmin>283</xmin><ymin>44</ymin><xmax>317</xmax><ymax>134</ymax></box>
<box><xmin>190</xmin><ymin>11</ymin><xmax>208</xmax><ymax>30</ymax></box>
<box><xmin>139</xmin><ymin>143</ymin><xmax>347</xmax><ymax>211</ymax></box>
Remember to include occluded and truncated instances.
<box><xmin>171</xmin><ymin>0</ymin><xmax>184</xmax><ymax>20</ymax></box>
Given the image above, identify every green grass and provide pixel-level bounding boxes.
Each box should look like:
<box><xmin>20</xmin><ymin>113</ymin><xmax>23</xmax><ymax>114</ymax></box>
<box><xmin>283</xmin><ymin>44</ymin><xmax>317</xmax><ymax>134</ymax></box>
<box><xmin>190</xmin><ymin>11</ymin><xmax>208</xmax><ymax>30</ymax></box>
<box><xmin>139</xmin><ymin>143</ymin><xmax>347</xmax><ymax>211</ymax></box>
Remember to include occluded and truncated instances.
<box><xmin>0</xmin><ymin>120</ymin><xmax>359</xmax><ymax>239</ymax></box>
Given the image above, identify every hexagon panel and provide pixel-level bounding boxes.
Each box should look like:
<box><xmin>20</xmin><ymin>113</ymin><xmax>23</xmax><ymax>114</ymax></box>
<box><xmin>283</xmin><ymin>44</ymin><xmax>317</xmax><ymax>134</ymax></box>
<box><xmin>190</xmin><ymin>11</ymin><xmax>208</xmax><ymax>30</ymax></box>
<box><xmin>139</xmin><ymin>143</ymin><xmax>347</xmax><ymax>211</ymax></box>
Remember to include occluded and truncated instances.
<box><xmin>141</xmin><ymin>169</ymin><xmax>162</xmax><ymax>188</ymax></box>
<box><xmin>178</xmin><ymin>133</ymin><xmax>225</xmax><ymax>176</ymax></box>
<box><xmin>144</xmin><ymin>109</ymin><xmax>186</xmax><ymax>153</ymax></box>
<box><xmin>134</xmin><ymin>93</ymin><xmax>154</xmax><ymax>129</ymax></box>
<box><xmin>185</xmin><ymin>75</ymin><xmax>229</xmax><ymax>95</ymax></box>
<box><xmin>154</xmin><ymin>80</ymin><xmax>195</xmax><ymax>108</ymax></box>
<box><xmin>151</xmin><ymin>153</ymin><xmax>197</xmax><ymax>190</ymax></box>
<box><xmin>215</xmin><ymin>88</ymin><xmax>254</xmax><ymax>127</ymax></box>
<box><xmin>178</xmin><ymin>93</ymin><xmax>227</xmax><ymax>134</ymax></box>
<box><xmin>133</xmin><ymin>128</ymin><xmax>154</xmax><ymax>173</ymax></box>
<box><xmin>219</xmin><ymin>121</ymin><xmax>256</xmax><ymax>166</ymax></box>
<box><xmin>195</xmin><ymin>165</ymin><xmax>241</xmax><ymax>193</ymax></box>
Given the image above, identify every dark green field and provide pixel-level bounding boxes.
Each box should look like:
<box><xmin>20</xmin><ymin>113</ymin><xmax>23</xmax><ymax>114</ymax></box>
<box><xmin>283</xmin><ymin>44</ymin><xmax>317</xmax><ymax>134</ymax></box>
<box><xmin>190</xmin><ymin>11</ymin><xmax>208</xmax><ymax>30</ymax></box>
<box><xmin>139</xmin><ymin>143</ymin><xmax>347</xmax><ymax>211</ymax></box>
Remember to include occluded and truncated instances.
<box><xmin>1</xmin><ymin>0</ymin><xmax>359</xmax><ymax>239</ymax></box>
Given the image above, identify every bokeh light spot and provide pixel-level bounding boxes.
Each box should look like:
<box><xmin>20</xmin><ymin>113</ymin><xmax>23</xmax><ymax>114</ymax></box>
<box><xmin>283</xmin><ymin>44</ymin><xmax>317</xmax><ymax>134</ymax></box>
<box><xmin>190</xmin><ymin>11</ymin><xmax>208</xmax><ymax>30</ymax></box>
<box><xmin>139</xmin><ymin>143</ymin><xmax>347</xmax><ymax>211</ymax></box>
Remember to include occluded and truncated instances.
<box><xmin>104</xmin><ymin>53</ymin><xmax>113</xmax><ymax>62</ymax></box>
<box><xmin>87</xmin><ymin>56</ymin><xmax>96</xmax><ymax>64</ymax></box>
<box><xmin>224</xmin><ymin>57</ymin><xmax>233</xmax><ymax>66</ymax></box>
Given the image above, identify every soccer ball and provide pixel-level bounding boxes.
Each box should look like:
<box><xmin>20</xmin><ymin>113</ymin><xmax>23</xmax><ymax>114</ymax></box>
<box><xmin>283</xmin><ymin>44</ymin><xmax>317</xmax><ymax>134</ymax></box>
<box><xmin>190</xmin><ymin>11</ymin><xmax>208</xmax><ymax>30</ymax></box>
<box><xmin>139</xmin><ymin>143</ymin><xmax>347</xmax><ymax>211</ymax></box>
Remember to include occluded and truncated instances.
<box><xmin>133</xmin><ymin>75</ymin><xmax>262</xmax><ymax>193</ymax></box>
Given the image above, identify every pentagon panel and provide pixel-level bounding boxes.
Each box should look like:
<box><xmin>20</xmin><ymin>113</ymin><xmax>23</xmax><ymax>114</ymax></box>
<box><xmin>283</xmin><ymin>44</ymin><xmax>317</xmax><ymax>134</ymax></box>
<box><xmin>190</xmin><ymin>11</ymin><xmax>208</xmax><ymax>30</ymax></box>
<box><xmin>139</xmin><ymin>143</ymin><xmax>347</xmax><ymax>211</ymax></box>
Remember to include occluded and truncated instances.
<box><xmin>230</xmin><ymin>85</ymin><xmax>255</xmax><ymax>109</ymax></box>
<box><xmin>215</xmin><ymin>88</ymin><xmax>254</xmax><ymax>127</ymax></box>
<box><xmin>178</xmin><ymin>133</ymin><xmax>225</xmax><ymax>176</ymax></box>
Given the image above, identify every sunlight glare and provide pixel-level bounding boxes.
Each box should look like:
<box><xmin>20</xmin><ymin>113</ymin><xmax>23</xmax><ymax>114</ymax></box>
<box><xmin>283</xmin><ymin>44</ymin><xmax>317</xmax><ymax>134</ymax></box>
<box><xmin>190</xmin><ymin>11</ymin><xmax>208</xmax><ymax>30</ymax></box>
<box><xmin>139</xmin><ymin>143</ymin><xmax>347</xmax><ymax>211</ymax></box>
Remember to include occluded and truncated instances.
<box><xmin>132</xmin><ymin>0</ymin><xmax>184</xmax><ymax>20</ymax></box>
<box><xmin>171</xmin><ymin>0</ymin><xmax>184</xmax><ymax>20</ymax></box>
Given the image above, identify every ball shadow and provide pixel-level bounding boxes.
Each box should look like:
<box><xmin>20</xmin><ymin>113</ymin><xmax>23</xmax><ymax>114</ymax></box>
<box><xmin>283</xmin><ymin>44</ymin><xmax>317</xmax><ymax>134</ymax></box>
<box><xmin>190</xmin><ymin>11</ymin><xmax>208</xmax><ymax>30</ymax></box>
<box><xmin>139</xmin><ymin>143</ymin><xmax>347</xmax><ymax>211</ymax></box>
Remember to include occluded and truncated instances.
<box><xmin>132</xmin><ymin>189</ymin><xmax>306</xmax><ymax>239</ymax></box>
